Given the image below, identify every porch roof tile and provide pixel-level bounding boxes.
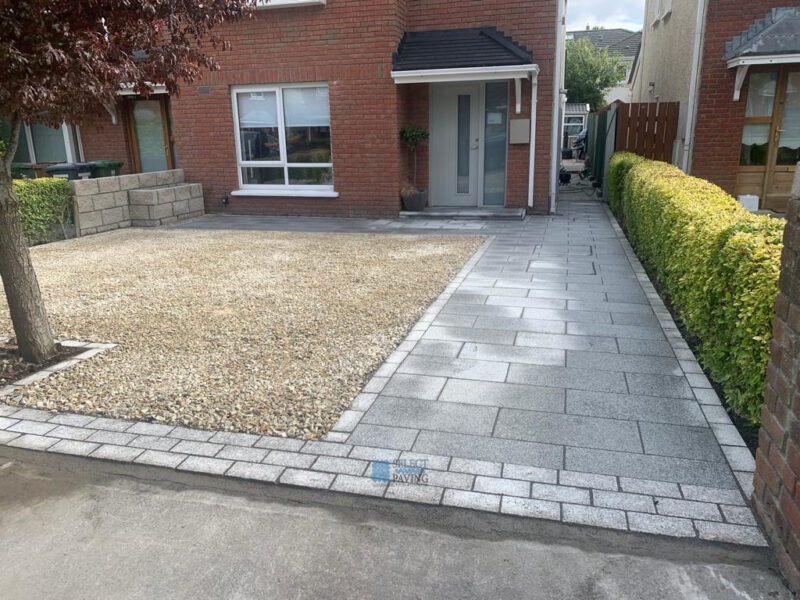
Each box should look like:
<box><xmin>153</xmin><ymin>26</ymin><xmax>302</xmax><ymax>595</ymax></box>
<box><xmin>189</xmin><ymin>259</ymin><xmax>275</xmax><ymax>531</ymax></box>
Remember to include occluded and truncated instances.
<box><xmin>392</xmin><ymin>27</ymin><xmax>533</xmax><ymax>72</ymax></box>
<box><xmin>724</xmin><ymin>7</ymin><xmax>800</xmax><ymax>61</ymax></box>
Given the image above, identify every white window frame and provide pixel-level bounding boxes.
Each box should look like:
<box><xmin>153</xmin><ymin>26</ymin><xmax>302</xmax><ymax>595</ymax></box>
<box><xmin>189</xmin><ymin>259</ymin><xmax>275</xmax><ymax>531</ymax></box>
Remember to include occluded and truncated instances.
<box><xmin>231</xmin><ymin>83</ymin><xmax>336</xmax><ymax>196</ymax></box>
<box><xmin>255</xmin><ymin>0</ymin><xmax>326</xmax><ymax>8</ymax></box>
<box><xmin>13</xmin><ymin>122</ymin><xmax>81</xmax><ymax>165</ymax></box>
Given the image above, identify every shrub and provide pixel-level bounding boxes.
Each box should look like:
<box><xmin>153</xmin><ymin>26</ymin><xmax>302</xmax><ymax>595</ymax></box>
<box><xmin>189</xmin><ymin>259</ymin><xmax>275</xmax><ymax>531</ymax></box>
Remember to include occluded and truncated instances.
<box><xmin>13</xmin><ymin>177</ymin><xmax>74</xmax><ymax>245</ymax></box>
<box><xmin>610</xmin><ymin>156</ymin><xmax>783</xmax><ymax>424</ymax></box>
<box><xmin>607</xmin><ymin>152</ymin><xmax>644</xmax><ymax>220</ymax></box>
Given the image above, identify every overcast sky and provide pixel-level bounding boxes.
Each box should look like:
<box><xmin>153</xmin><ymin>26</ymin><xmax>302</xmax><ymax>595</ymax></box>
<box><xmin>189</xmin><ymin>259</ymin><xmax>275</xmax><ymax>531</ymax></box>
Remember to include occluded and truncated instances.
<box><xmin>566</xmin><ymin>0</ymin><xmax>645</xmax><ymax>32</ymax></box>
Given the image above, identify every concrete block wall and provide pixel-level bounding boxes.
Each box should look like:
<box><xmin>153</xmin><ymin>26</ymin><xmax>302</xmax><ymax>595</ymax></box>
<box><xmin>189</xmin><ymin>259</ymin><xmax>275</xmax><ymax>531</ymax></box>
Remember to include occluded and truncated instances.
<box><xmin>754</xmin><ymin>168</ymin><xmax>800</xmax><ymax>591</ymax></box>
<box><xmin>129</xmin><ymin>184</ymin><xmax>204</xmax><ymax>227</ymax></box>
<box><xmin>71</xmin><ymin>169</ymin><xmax>203</xmax><ymax>236</ymax></box>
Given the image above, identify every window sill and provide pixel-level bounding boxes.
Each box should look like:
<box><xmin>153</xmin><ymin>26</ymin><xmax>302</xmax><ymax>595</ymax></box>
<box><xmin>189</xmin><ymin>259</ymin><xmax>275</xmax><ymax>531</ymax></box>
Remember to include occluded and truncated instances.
<box><xmin>231</xmin><ymin>189</ymin><xmax>339</xmax><ymax>198</ymax></box>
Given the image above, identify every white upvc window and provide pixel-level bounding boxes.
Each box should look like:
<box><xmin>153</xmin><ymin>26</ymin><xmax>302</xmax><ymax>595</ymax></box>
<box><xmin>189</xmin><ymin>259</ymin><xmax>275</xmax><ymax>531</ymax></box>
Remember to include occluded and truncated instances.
<box><xmin>2</xmin><ymin>121</ymin><xmax>82</xmax><ymax>165</ymax></box>
<box><xmin>231</xmin><ymin>83</ymin><xmax>334</xmax><ymax>194</ymax></box>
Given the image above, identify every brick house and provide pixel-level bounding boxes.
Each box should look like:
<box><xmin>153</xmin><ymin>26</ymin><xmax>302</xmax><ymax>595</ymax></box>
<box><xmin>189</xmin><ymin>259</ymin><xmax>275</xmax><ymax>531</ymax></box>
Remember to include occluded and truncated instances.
<box><xmin>27</xmin><ymin>0</ymin><xmax>567</xmax><ymax>217</ymax></box>
<box><xmin>631</xmin><ymin>2</ymin><xmax>799</xmax><ymax>212</ymax></box>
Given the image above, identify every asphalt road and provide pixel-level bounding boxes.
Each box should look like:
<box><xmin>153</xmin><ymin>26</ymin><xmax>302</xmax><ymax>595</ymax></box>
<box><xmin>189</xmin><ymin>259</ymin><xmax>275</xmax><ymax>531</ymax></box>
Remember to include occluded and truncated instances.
<box><xmin>0</xmin><ymin>448</ymin><xmax>791</xmax><ymax>600</ymax></box>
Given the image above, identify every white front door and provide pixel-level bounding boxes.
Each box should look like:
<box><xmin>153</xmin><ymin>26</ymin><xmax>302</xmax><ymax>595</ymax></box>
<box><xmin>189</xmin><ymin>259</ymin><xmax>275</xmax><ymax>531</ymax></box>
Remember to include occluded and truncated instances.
<box><xmin>429</xmin><ymin>83</ymin><xmax>482</xmax><ymax>207</ymax></box>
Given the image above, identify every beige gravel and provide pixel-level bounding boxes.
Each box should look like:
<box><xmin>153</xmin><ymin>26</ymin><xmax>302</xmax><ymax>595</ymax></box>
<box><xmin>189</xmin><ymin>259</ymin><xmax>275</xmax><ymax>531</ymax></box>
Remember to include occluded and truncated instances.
<box><xmin>0</xmin><ymin>229</ymin><xmax>483</xmax><ymax>438</ymax></box>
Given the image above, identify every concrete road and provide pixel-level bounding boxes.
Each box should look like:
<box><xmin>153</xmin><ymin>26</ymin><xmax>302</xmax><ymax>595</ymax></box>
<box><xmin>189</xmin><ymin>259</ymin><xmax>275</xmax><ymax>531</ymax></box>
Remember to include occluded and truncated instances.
<box><xmin>0</xmin><ymin>448</ymin><xmax>791</xmax><ymax>600</ymax></box>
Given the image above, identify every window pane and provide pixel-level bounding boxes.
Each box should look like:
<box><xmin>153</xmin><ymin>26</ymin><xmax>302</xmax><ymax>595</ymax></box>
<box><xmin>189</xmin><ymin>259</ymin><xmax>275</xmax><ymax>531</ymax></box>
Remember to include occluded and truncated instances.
<box><xmin>285</xmin><ymin>126</ymin><xmax>331</xmax><ymax>163</ymax></box>
<box><xmin>242</xmin><ymin>166</ymin><xmax>285</xmax><ymax>185</ymax></box>
<box><xmin>740</xmin><ymin>124</ymin><xmax>770</xmax><ymax>166</ymax></box>
<box><xmin>483</xmin><ymin>82</ymin><xmax>507</xmax><ymax>206</ymax></box>
<box><xmin>746</xmin><ymin>72</ymin><xmax>777</xmax><ymax>118</ymax></box>
<box><xmin>30</xmin><ymin>123</ymin><xmax>67</xmax><ymax>163</ymax></box>
<box><xmin>777</xmin><ymin>72</ymin><xmax>800</xmax><ymax>166</ymax></box>
<box><xmin>237</xmin><ymin>91</ymin><xmax>280</xmax><ymax>161</ymax></box>
<box><xmin>283</xmin><ymin>87</ymin><xmax>331</xmax><ymax>164</ymax></box>
<box><xmin>283</xmin><ymin>87</ymin><xmax>330</xmax><ymax>126</ymax></box>
<box><xmin>0</xmin><ymin>120</ymin><xmax>31</xmax><ymax>163</ymax></box>
<box><xmin>457</xmin><ymin>94</ymin><xmax>471</xmax><ymax>194</ymax></box>
<box><xmin>565</xmin><ymin>117</ymin><xmax>584</xmax><ymax>124</ymax></box>
<box><xmin>287</xmin><ymin>166</ymin><xmax>333</xmax><ymax>185</ymax></box>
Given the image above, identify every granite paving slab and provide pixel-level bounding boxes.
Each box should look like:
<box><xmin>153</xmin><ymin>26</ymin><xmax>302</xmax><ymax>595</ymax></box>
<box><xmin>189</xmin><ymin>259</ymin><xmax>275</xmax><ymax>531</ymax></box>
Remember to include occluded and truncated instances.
<box><xmin>0</xmin><ymin>193</ymin><xmax>764</xmax><ymax>547</ymax></box>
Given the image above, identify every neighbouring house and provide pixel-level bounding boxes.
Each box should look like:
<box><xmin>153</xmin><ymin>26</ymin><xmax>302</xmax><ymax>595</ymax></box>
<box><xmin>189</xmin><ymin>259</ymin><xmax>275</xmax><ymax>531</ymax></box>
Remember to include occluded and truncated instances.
<box><xmin>567</xmin><ymin>28</ymin><xmax>642</xmax><ymax>105</ymax></box>
<box><xmin>8</xmin><ymin>0</ymin><xmax>568</xmax><ymax>217</ymax></box>
<box><xmin>631</xmin><ymin>2</ymin><xmax>800</xmax><ymax>212</ymax></box>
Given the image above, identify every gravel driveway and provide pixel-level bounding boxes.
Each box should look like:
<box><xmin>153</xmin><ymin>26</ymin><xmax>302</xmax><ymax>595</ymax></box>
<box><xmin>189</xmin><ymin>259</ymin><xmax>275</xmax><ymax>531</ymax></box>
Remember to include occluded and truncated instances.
<box><xmin>0</xmin><ymin>229</ymin><xmax>482</xmax><ymax>438</ymax></box>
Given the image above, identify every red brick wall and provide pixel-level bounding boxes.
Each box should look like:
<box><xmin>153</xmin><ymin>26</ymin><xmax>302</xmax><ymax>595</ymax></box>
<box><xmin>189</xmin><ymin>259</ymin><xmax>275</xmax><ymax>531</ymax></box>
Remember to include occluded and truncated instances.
<box><xmin>79</xmin><ymin>103</ymin><xmax>133</xmax><ymax>174</ymax></box>
<box><xmin>754</xmin><ymin>172</ymin><xmax>800</xmax><ymax>592</ymax></box>
<box><xmin>80</xmin><ymin>0</ymin><xmax>557</xmax><ymax>216</ymax></box>
<box><xmin>692</xmin><ymin>1</ymin><xmax>787</xmax><ymax>193</ymax></box>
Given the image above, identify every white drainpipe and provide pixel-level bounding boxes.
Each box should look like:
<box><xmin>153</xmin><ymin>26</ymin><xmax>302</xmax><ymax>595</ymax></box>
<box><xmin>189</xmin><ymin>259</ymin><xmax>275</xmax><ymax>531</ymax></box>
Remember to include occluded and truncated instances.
<box><xmin>527</xmin><ymin>70</ymin><xmax>539</xmax><ymax>209</ymax></box>
<box><xmin>549</xmin><ymin>0</ymin><xmax>567</xmax><ymax>213</ymax></box>
<box><xmin>681</xmin><ymin>0</ymin><xmax>709</xmax><ymax>173</ymax></box>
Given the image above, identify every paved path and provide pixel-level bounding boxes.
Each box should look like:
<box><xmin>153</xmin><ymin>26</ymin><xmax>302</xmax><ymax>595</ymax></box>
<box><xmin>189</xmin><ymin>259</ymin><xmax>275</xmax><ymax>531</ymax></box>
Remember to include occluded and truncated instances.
<box><xmin>0</xmin><ymin>192</ymin><xmax>763</xmax><ymax>548</ymax></box>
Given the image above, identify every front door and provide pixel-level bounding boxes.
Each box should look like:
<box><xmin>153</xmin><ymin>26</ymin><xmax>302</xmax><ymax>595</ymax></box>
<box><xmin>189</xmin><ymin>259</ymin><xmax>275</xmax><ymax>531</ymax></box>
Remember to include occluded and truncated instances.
<box><xmin>430</xmin><ymin>83</ymin><xmax>482</xmax><ymax>207</ymax></box>
<box><xmin>125</xmin><ymin>96</ymin><xmax>175</xmax><ymax>173</ymax></box>
<box><xmin>737</xmin><ymin>67</ymin><xmax>800</xmax><ymax>212</ymax></box>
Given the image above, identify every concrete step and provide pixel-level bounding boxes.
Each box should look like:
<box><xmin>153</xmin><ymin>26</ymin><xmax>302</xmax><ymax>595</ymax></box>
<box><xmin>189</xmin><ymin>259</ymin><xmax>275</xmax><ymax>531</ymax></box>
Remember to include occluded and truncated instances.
<box><xmin>399</xmin><ymin>207</ymin><xmax>526</xmax><ymax>220</ymax></box>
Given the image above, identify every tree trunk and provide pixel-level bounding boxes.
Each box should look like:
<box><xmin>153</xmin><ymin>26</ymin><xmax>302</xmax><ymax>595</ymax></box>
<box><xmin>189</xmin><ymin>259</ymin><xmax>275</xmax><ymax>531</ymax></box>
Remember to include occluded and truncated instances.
<box><xmin>0</xmin><ymin>122</ymin><xmax>56</xmax><ymax>364</ymax></box>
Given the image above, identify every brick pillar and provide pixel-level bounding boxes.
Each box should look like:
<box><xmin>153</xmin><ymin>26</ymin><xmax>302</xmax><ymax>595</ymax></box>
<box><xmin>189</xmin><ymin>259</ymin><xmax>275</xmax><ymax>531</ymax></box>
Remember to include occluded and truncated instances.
<box><xmin>754</xmin><ymin>166</ymin><xmax>800</xmax><ymax>591</ymax></box>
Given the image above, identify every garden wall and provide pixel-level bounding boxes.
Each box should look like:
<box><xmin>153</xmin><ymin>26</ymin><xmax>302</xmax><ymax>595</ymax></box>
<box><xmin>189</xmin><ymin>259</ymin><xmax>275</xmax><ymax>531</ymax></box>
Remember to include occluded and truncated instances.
<box><xmin>71</xmin><ymin>169</ymin><xmax>203</xmax><ymax>236</ymax></box>
<box><xmin>754</xmin><ymin>169</ymin><xmax>800</xmax><ymax>592</ymax></box>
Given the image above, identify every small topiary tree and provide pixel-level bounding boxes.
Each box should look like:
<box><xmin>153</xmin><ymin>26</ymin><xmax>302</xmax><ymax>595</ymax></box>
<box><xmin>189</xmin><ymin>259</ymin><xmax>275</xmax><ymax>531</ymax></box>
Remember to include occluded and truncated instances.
<box><xmin>400</xmin><ymin>124</ymin><xmax>429</xmax><ymax>189</ymax></box>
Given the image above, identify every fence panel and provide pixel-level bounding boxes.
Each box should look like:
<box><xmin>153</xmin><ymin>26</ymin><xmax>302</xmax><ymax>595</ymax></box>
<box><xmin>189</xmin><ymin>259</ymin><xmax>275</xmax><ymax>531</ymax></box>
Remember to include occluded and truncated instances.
<box><xmin>613</xmin><ymin>101</ymin><xmax>680</xmax><ymax>162</ymax></box>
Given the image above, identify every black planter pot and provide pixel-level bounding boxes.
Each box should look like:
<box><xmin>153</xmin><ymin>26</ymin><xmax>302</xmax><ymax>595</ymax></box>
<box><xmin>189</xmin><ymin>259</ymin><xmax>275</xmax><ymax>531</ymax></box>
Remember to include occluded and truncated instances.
<box><xmin>402</xmin><ymin>190</ymin><xmax>428</xmax><ymax>212</ymax></box>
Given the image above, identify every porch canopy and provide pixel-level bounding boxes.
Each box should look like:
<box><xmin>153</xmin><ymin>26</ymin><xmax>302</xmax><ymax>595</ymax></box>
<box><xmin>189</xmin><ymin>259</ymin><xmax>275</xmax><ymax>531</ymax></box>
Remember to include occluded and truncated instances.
<box><xmin>391</xmin><ymin>27</ymin><xmax>538</xmax><ymax>113</ymax></box>
<box><xmin>725</xmin><ymin>7</ymin><xmax>800</xmax><ymax>101</ymax></box>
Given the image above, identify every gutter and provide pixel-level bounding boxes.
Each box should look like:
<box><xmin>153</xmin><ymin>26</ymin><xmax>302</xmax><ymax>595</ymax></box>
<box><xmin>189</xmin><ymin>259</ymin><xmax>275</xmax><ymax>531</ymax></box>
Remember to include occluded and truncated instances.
<box><xmin>681</xmin><ymin>0</ymin><xmax>709</xmax><ymax>173</ymax></box>
<box><xmin>549</xmin><ymin>0</ymin><xmax>567</xmax><ymax>213</ymax></box>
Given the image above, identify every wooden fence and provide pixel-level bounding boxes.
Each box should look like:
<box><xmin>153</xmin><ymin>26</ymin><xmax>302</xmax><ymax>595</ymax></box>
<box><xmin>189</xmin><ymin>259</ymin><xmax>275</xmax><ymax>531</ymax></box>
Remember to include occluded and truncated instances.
<box><xmin>614</xmin><ymin>101</ymin><xmax>680</xmax><ymax>162</ymax></box>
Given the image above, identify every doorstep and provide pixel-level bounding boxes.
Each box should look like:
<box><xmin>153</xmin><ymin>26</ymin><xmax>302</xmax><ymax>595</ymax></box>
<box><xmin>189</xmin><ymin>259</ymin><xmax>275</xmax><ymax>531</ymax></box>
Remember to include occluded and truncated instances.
<box><xmin>400</xmin><ymin>207</ymin><xmax>526</xmax><ymax>220</ymax></box>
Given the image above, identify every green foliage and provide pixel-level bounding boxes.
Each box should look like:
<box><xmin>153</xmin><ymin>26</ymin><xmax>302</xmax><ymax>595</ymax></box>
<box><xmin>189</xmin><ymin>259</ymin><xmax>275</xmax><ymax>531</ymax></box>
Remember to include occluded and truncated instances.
<box><xmin>13</xmin><ymin>178</ymin><xmax>74</xmax><ymax>245</ymax></box>
<box><xmin>399</xmin><ymin>124</ymin><xmax>429</xmax><ymax>152</ymax></box>
<box><xmin>400</xmin><ymin>124</ymin><xmax>429</xmax><ymax>187</ymax></box>
<box><xmin>565</xmin><ymin>38</ymin><xmax>627</xmax><ymax>111</ymax></box>
<box><xmin>607</xmin><ymin>152</ymin><xmax>644</xmax><ymax>219</ymax></box>
<box><xmin>609</xmin><ymin>155</ymin><xmax>783</xmax><ymax>424</ymax></box>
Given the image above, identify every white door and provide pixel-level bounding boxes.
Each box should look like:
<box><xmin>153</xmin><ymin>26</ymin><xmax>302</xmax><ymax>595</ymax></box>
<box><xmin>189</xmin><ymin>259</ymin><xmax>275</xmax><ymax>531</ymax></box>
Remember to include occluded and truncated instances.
<box><xmin>430</xmin><ymin>83</ymin><xmax>482</xmax><ymax>207</ymax></box>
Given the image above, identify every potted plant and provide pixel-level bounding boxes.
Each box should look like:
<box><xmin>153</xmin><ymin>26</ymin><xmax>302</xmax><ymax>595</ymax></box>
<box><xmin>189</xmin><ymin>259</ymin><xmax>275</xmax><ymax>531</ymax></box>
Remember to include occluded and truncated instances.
<box><xmin>399</xmin><ymin>124</ymin><xmax>429</xmax><ymax>211</ymax></box>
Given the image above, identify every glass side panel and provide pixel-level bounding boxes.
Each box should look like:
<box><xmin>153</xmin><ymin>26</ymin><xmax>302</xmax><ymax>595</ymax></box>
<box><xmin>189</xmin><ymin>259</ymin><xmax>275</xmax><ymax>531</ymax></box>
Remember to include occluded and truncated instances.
<box><xmin>777</xmin><ymin>72</ymin><xmax>800</xmax><ymax>166</ymax></box>
<box><xmin>132</xmin><ymin>100</ymin><xmax>168</xmax><ymax>172</ymax></box>
<box><xmin>29</xmin><ymin>123</ymin><xmax>67</xmax><ymax>163</ymax></box>
<box><xmin>457</xmin><ymin>94</ymin><xmax>471</xmax><ymax>194</ymax></box>
<box><xmin>237</xmin><ymin>91</ymin><xmax>280</xmax><ymax>162</ymax></box>
<box><xmin>746</xmin><ymin>72</ymin><xmax>777</xmax><ymax>118</ymax></box>
<box><xmin>483</xmin><ymin>82</ymin><xmax>508</xmax><ymax>206</ymax></box>
<box><xmin>740</xmin><ymin>124</ymin><xmax>770</xmax><ymax>166</ymax></box>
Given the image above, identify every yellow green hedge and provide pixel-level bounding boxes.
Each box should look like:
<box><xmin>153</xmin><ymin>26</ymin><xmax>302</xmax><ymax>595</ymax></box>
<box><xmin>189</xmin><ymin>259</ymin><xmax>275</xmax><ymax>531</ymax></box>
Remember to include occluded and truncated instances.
<box><xmin>609</xmin><ymin>154</ymin><xmax>783</xmax><ymax>424</ymax></box>
<box><xmin>13</xmin><ymin>178</ymin><xmax>73</xmax><ymax>245</ymax></box>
